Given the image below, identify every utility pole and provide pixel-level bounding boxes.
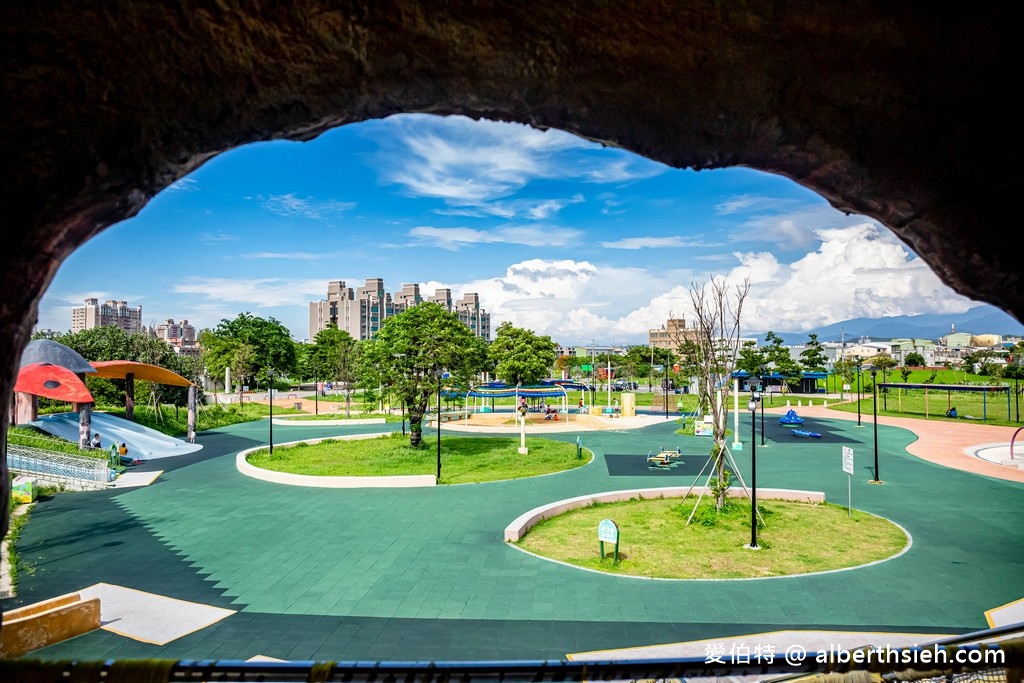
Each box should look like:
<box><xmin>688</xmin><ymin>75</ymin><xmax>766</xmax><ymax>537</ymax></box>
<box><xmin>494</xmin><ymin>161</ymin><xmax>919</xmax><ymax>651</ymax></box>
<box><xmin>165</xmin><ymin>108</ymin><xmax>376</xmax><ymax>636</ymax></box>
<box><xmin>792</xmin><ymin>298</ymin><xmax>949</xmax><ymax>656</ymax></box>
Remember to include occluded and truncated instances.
<box><xmin>839</xmin><ymin>327</ymin><xmax>846</xmax><ymax>400</ymax></box>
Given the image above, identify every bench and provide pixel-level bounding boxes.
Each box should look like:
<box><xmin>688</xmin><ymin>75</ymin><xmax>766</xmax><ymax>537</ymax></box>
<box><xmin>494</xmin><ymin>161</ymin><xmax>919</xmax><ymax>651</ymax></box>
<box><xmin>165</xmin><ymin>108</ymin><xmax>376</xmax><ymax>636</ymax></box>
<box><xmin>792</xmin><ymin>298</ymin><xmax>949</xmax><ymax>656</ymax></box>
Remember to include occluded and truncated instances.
<box><xmin>437</xmin><ymin>411</ymin><xmax>471</xmax><ymax>423</ymax></box>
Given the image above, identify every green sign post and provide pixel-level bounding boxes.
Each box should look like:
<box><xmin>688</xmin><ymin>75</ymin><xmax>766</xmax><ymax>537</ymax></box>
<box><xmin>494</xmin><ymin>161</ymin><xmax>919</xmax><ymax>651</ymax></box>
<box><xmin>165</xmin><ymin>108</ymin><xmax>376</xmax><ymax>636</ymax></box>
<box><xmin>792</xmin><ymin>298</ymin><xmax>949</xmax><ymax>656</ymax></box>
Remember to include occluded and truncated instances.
<box><xmin>597</xmin><ymin>518</ymin><xmax>619</xmax><ymax>564</ymax></box>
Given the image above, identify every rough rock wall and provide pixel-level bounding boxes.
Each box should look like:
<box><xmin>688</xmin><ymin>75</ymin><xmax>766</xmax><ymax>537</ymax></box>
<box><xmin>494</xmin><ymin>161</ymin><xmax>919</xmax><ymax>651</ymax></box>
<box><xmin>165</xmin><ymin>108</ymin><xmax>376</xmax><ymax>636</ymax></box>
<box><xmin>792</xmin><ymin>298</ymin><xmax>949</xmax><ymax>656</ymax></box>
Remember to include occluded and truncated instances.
<box><xmin>0</xmin><ymin>2</ymin><xmax>1020</xmax><ymax>540</ymax></box>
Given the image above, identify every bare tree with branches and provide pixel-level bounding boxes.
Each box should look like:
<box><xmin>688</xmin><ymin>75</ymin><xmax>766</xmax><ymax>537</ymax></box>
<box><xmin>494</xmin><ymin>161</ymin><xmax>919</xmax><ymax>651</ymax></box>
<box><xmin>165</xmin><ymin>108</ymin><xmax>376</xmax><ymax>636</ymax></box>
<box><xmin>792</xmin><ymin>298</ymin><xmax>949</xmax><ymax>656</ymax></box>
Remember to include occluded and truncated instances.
<box><xmin>686</xmin><ymin>276</ymin><xmax>751</xmax><ymax>510</ymax></box>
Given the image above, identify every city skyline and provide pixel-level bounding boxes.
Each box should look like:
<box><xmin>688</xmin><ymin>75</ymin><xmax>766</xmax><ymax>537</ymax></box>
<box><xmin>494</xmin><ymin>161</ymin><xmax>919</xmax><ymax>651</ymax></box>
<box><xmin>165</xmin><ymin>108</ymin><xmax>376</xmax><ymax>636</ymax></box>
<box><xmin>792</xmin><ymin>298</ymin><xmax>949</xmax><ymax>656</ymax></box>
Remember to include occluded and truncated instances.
<box><xmin>36</xmin><ymin>113</ymin><xmax>987</xmax><ymax>346</ymax></box>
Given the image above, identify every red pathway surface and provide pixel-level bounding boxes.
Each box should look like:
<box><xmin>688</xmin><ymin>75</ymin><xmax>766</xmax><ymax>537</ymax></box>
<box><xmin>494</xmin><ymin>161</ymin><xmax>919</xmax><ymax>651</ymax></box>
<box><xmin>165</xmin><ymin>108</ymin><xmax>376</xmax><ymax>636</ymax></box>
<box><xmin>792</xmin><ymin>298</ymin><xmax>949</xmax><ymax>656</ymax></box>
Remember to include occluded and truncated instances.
<box><xmin>765</xmin><ymin>399</ymin><xmax>1024</xmax><ymax>483</ymax></box>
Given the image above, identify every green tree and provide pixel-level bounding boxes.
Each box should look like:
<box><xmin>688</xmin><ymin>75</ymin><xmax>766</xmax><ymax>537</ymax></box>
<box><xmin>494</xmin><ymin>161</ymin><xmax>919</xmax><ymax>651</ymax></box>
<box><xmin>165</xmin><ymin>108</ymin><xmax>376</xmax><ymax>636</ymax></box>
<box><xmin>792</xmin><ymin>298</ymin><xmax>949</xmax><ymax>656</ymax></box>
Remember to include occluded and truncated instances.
<box><xmin>359</xmin><ymin>303</ymin><xmax>487</xmax><ymax>447</ymax></box>
<box><xmin>871</xmin><ymin>354</ymin><xmax>898</xmax><ymax>383</ymax></box>
<box><xmin>203</xmin><ymin>313</ymin><xmax>297</xmax><ymax>389</ymax></box>
<box><xmin>763</xmin><ymin>331</ymin><xmax>802</xmax><ymax>390</ymax></box>
<box><xmin>312</xmin><ymin>325</ymin><xmax>360</xmax><ymax>416</ymax></box>
<box><xmin>799</xmin><ymin>333</ymin><xmax>829</xmax><ymax>372</ymax></box>
<box><xmin>735</xmin><ymin>340</ymin><xmax>768</xmax><ymax>375</ymax></box>
<box><xmin>905</xmin><ymin>351</ymin><xmax>925</xmax><ymax>367</ymax></box>
<box><xmin>51</xmin><ymin>327</ymin><xmax>198</xmax><ymax>408</ymax></box>
<box><xmin>488</xmin><ymin>322</ymin><xmax>557</xmax><ymax>386</ymax></box>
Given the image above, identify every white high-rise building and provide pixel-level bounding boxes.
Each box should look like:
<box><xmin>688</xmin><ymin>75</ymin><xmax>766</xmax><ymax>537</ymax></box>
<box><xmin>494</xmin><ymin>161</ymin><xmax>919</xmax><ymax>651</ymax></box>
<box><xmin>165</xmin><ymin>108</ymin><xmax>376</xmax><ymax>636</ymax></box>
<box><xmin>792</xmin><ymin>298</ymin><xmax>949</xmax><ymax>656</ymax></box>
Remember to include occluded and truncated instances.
<box><xmin>309</xmin><ymin>279</ymin><xmax>491</xmax><ymax>341</ymax></box>
<box><xmin>71</xmin><ymin>298</ymin><xmax>142</xmax><ymax>334</ymax></box>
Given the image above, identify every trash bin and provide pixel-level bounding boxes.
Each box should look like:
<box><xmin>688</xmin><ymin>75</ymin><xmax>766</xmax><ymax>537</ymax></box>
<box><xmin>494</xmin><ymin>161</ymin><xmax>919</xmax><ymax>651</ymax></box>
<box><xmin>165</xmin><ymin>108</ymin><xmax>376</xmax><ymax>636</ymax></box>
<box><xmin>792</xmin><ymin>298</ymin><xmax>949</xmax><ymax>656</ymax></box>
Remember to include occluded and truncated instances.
<box><xmin>293</xmin><ymin>402</ymin><xmax>303</xmax><ymax>409</ymax></box>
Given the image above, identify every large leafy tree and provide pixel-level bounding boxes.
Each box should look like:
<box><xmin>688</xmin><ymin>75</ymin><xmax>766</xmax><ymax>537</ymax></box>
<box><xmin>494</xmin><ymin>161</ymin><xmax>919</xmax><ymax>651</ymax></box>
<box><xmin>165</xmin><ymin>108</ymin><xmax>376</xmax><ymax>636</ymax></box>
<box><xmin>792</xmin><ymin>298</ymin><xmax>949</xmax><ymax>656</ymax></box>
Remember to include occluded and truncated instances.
<box><xmin>735</xmin><ymin>340</ymin><xmax>768</xmax><ymax>375</ymax></box>
<box><xmin>312</xmin><ymin>325</ymin><xmax>360</xmax><ymax>416</ymax></box>
<box><xmin>488</xmin><ymin>322</ymin><xmax>557</xmax><ymax>386</ymax></box>
<box><xmin>799</xmin><ymin>333</ymin><xmax>829</xmax><ymax>372</ymax></box>
<box><xmin>201</xmin><ymin>312</ymin><xmax>297</xmax><ymax>391</ymax></box>
<box><xmin>359</xmin><ymin>303</ymin><xmax>487</xmax><ymax>446</ymax></box>
<box><xmin>763</xmin><ymin>331</ymin><xmax>802</xmax><ymax>389</ymax></box>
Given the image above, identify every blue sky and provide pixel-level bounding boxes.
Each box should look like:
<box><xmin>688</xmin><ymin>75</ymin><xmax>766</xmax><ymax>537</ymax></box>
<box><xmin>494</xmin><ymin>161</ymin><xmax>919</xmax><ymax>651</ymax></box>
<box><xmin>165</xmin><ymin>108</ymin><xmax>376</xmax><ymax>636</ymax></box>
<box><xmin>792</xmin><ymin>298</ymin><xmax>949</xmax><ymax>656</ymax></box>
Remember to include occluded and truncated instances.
<box><xmin>36</xmin><ymin>114</ymin><xmax>978</xmax><ymax>346</ymax></box>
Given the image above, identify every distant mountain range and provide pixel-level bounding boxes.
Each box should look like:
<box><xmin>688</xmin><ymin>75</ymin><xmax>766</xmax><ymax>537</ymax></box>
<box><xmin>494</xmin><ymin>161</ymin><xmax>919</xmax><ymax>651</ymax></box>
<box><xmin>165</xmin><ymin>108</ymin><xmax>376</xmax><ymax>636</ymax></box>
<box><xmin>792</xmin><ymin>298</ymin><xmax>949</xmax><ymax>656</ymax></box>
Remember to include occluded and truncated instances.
<box><xmin>754</xmin><ymin>304</ymin><xmax>1024</xmax><ymax>346</ymax></box>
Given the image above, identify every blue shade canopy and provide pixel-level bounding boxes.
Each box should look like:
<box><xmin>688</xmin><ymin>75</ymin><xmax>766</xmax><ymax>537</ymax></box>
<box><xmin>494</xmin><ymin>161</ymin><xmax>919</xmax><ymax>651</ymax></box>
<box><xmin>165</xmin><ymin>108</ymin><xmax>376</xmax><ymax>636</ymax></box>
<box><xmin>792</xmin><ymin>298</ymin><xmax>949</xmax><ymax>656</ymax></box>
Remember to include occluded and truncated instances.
<box><xmin>20</xmin><ymin>339</ymin><xmax>96</xmax><ymax>374</ymax></box>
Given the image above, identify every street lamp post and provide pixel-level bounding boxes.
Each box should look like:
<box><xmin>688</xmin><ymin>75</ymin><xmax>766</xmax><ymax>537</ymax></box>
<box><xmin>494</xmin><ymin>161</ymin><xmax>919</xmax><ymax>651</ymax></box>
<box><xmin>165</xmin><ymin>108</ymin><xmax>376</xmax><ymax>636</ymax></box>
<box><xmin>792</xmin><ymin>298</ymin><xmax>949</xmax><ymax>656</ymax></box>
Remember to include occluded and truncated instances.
<box><xmin>393</xmin><ymin>353</ymin><xmax>407</xmax><ymax>436</ymax></box>
<box><xmin>649</xmin><ymin>344</ymin><xmax>654</xmax><ymax>393</ymax></box>
<box><xmin>856</xmin><ymin>358</ymin><xmax>863</xmax><ymax>426</ymax></box>
<box><xmin>758</xmin><ymin>365</ymin><xmax>766</xmax><ymax>445</ymax></box>
<box><xmin>435</xmin><ymin>368</ymin><xmax>442</xmax><ymax>482</ymax></box>
<box><xmin>1014</xmin><ymin>356</ymin><xmax>1021</xmax><ymax>422</ymax></box>
<box><xmin>312</xmin><ymin>361</ymin><xmax>318</xmax><ymax>416</ymax></box>
<box><xmin>268</xmin><ymin>369</ymin><xmax>274</xmax><ymax>455</ymax></box>
<box><xmin>870</xmin><ymin>367</ymin><xmax>882</xmax><ymax>483</ymax></box>
<box><xmin>664</xmin><ymin>365</ymin><xmax>669</xmax><ymax>419</ymax></box>
<box><xmin>747</xmin><ymin>397</ymin><xmax>759</xmax><ymax>549</ymax></box>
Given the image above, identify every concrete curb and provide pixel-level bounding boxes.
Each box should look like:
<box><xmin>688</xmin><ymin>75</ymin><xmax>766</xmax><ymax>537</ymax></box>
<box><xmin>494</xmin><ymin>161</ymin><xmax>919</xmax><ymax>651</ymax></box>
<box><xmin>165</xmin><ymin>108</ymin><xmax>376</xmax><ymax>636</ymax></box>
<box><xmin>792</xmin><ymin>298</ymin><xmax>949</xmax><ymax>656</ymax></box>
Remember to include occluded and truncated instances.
<box><xmin>504</xmin><ymin>487</ymin><xmax>825</xmax><ymax>541</ymax></box>
<box><xmin>235</xmin><ymin>433</ymin><xmax>436</xmax><ymax>488</ymax></box>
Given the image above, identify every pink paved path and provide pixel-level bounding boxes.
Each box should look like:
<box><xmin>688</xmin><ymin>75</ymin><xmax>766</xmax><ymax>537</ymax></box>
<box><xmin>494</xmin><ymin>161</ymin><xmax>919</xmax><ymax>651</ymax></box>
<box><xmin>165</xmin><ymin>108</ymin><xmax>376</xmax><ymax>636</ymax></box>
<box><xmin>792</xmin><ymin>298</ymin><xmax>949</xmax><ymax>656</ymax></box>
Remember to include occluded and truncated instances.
<box><xmin>764</xmin><ymin>400</ymin><xmax>1024</xmax><ymax>483</ymax></box>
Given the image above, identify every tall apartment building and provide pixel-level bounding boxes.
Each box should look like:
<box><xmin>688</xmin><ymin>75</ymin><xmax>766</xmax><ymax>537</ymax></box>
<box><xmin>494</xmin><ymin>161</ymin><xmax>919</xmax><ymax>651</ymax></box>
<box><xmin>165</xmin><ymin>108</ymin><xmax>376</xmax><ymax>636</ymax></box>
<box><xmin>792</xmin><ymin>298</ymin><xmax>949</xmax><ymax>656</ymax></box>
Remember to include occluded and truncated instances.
<box><xmin>154</xmin><ymin>318</ymin><xmax>201</xmax><ymax>357</ymax></box>
<box><xmin>71</xmin><ymin>298</ymin><xmax>143</xmax><ymax>334</ymax></box>
<box><xmin>648</xmin><ymin>318</ymin><xmax>699</xmax><ymax>350</ymax></box>
<box><xmin>309</xmin><ymin>279</ymin><xmax>490</xmax><ymax>341</ymax></box>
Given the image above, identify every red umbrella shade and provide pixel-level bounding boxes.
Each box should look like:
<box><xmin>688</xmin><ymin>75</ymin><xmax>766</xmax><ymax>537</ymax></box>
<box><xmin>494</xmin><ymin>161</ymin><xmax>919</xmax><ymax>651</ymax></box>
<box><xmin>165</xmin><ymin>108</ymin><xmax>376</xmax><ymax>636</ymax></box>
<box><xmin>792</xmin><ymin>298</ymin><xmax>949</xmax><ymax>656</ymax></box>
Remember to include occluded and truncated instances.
<box><xmin>14</xmin><ymin>362</ymin><xmax>94</xmax><ymax>403</ymax></box>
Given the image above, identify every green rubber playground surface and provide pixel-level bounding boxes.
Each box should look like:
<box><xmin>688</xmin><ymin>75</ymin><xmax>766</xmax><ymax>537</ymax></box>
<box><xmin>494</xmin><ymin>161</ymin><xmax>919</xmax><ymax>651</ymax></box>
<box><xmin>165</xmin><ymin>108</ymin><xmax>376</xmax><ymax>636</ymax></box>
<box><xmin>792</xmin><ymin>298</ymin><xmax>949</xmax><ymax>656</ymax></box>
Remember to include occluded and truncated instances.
<box><xmin>3</xmin><ymin>414</ymin><xmax>1022</xmax><ymax>661</ymax></box>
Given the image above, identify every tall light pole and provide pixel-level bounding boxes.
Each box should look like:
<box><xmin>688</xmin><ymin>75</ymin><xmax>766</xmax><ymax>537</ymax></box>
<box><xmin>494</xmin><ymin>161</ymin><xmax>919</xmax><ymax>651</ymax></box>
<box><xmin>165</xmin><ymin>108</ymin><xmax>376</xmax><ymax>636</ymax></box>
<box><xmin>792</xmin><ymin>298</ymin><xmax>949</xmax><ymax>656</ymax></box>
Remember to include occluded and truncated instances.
<box><xmin>312</xmin><ymin>361</ymin><xmax>318</xmax><ymax>416</ymax></box>
<box><xmin>664</xmin><ymin>362</ymin><xmax>669</xmax><ymax>419</ymax></box>
<box><xmin>747</xmin><ymin>396</ymin><xmax>759</xmax><ymax>550</ymax></box>
<box><xmin>870</xmin><ymin>367</ymin><xmax>882</xmax><ymax>483</ymax></box>
<box><xmin>436</xmin><ymin>368</ymin><xmax>443</xmax><ymax>483</ymax></box>
<box><xmin>268</xmin><ymin>368</ymin><xmax>274</xmax><ymax>455</ymax></box>
<box><xmin>855</xmin><ymin>357</ymin><xmax>863</xmax><ymax>426</ymax></box>
<box><xmin>1014</xmin><ymin>356</ymin><xmax>1021</xmax><ymax>423</ymax></box>
<box><xmin>758</xmin><ymin>365</ymin><xmax>766</xmax><ymax>446</ymax></box>
<box><xmin>393</xmin><ymin>353</ymin><xmax>407</xmax><ymax>436</ymax></box>
<box><xmin>649</xmin><ymin>344</ymin><xmax>654</xmax><ymax>393</ymax></box>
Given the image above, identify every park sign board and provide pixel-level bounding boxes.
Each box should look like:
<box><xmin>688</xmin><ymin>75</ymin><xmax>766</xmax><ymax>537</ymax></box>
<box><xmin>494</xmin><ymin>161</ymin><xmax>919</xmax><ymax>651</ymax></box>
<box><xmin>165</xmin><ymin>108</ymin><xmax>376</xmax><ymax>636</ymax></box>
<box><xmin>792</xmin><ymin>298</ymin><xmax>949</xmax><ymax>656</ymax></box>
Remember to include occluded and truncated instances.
<box><xmin>597</xmin><ymin>519</ymin><xmax>618</xmax><ymax>543</ymax></box>
<box><xmin>842</xmin><ymin>446</ymin><xmax>854</xmax><ymax>518</ymax></box>
<box><xmin>597</xmin><ymin>518</ymin><xmax>620</xmax><ymax>564</ymax></box>
<box><xmin>842</xmin><ymin>446</ymin><xmax>854</xmax><ymax>475</ymax></box>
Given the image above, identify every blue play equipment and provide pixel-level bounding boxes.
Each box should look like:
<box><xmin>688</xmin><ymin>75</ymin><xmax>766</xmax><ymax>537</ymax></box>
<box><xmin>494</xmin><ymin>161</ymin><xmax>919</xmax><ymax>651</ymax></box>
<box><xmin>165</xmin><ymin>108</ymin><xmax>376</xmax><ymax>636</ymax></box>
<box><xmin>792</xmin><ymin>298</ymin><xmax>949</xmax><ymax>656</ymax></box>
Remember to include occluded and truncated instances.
<box><xmin>791</xmin><ymin>429</ymin><xmax>822</xmax><ymax>439</ymax></box>
<box><xmin>779</xmin><ymin>409</ymin><xmax>805</xmax><ymax>426</ymax></box>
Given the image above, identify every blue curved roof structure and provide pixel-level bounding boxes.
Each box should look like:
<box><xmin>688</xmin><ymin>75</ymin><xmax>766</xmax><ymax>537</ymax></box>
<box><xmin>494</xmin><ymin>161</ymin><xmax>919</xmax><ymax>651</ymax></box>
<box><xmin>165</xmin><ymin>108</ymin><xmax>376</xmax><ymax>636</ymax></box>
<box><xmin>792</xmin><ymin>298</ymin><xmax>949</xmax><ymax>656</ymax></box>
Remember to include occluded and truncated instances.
<box><xmin>20</xmin><ymin>339</ymin><xmax>96</xmax><ymax>374</ymax></box>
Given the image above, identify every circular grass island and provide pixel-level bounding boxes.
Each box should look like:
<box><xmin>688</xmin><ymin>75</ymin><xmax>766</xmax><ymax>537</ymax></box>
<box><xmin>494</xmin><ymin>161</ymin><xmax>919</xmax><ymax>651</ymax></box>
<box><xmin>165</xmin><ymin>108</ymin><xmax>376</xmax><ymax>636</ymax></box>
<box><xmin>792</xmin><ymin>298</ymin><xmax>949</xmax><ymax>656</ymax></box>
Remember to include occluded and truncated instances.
<box><xmin>515</xmin><ymin>496</ymin><xmax>909</xmax><ymax>579</ymax></box>
<box><xmin>245</xmin><ymin>431</ymin><xmax>590</xmax><ymax>484</ymax></box>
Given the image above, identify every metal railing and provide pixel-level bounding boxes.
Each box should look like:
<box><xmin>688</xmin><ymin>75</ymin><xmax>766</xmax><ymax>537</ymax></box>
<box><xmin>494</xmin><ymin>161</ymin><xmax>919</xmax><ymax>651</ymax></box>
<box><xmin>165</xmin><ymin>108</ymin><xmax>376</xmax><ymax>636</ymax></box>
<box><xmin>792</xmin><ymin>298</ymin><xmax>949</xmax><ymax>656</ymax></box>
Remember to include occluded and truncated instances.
<box><xmin>0</xmin><ymin>633</ymin><xmax>1019</xmax><ymax>682</ymax></box>
<box><xmin>6</xmin><ymin>443</ymin><xmax>110</xmax><ymax>490</ymax></box>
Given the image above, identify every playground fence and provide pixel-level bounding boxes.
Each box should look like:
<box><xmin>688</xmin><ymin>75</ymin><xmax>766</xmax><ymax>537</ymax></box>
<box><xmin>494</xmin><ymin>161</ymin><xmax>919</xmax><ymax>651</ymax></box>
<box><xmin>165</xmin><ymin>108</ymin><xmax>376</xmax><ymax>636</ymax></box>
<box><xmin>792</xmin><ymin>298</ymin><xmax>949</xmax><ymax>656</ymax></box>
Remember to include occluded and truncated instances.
<box><xmin>6</xmin><ymin>443</ymin><xmax>110</xmax><ymax>490</ymax></box>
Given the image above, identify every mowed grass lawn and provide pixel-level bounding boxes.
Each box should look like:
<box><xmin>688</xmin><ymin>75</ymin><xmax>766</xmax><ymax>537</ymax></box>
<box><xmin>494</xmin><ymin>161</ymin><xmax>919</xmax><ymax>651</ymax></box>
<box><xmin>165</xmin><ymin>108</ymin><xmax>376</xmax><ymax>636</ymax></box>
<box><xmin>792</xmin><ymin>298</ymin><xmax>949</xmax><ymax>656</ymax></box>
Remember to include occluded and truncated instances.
<box><xmin>517</xmin><ymin>497</ymin><xmax>908</xmax><ymax>579</ymax></box>
<box><xmin>246</xmin><ymin>432</ymin><xmax>588</xmax><ymax>484</ymax></box>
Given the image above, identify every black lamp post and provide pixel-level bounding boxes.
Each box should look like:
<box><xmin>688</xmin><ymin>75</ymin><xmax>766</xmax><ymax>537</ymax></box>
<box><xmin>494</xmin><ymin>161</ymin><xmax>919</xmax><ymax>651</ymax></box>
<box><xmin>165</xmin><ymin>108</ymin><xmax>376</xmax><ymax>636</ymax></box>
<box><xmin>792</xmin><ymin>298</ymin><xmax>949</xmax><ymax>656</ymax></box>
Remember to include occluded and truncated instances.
<box><xmin>663</xmin><ymin>361</ymin><xmax>670</xmax><ymax>420</ymax></box>
<box><xmin>312</xmin><ymin>361</ymin><xmax>318</xmax><ymax>416</ymax></box>
<box><xmin>393</xmin><ymin>353</ymin><xmax>407</xmax><ymax>436</ymax></box>
<box><xmin>649</xmin><ymin>345</ymin><xmax>654</xmax><ymax>393</ymax></box>
<box><xmin>436</xmin><ymin>368</ymin><xmax>443</xmax><ymax>482</ymax></box>
<box><xmin>870</xmin><ymin>367</ymin><xmax>881</xmax><ymax>483</ymax></box>
<box><xmin>758</xmin><ymin>365</ymin><xmax>766</xmax><ymax>445</ymax></box>
<box><xmin>1014</xmin><ymin>357</ymin><xmax>1021</xmax><ymax>423</ymax></box>
<box><xmin>748</xmin><ymin>397</ymin><xmax>759</xmax><ymax>550</ymax></box>
<box><xmin>855</xmin><ymin>358</ymin><xmax>863</xmax><ymax>426</ymax></box>
<box><xmin>267</xmin><ymin>368</ymin><xmax>274</xmax><ymax>455</ymax></box>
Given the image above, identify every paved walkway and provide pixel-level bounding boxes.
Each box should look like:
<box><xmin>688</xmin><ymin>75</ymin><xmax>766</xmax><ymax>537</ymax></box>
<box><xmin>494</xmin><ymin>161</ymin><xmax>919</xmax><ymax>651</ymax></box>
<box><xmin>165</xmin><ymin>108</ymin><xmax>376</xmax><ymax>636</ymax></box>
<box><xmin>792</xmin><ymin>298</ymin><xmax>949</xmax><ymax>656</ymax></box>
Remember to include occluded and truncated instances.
<box><xmin>2</xmin><ymin>408</ymin><xmax>1022</xmax><ymax>662</ymax></box>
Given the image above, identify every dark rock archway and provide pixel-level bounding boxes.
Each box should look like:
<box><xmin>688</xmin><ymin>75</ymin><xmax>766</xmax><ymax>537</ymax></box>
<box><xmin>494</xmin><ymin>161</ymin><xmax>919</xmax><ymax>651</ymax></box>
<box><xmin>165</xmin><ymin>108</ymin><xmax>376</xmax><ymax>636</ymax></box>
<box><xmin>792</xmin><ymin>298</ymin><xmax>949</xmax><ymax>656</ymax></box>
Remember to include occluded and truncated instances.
<box><xmin>1</xmin><ymin>3</ymin><xmax>1019</xmax><ymax>536</ymax></box>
